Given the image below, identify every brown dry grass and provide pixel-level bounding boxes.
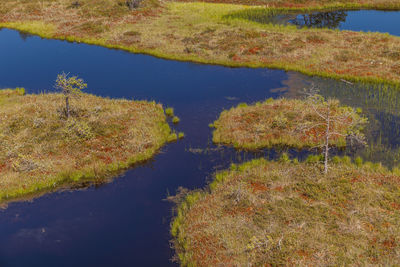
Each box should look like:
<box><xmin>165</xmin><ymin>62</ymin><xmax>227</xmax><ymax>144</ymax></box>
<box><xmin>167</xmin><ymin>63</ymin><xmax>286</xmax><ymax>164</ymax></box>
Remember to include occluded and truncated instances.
<box><xmin>171</xmin><ymin>158</ymin><xmax>400</xmax><ymax>266</ymax></box>
<box><xmin>0</xmin><ymin>1</ymin><xmax>399</xmax><ymax>84</ymax></box>
<box><xmin>0</xmin><ymin>88</ymin><xmax>173</xmax><ymax>203</ymax></box>
<box><xmin>212</xmin><ymin>98</ymin><xmax>365</xmax><ymax>149</ymax></box>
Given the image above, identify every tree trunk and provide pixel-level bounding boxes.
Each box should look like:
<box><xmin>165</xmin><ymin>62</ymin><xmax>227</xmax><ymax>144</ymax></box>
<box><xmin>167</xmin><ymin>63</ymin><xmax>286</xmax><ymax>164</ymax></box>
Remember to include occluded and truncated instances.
<box><xmin>324</xmin><ymin>135</ymin><xmax>329</xmax><ymax>174</ymax></box>
<box><xmin>65</xmin><ymin>96</ymin><xmax>70</xmax><ymax>119</ymax></box>
<box><xmin>324</xmin><ymin>108</ymin><xmax>330</xmax><ymax>174</ymax></box>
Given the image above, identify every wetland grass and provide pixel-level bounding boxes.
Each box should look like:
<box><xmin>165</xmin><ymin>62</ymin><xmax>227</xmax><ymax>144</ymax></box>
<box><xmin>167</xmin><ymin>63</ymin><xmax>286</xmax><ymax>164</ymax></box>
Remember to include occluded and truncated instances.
<box><xmin>1</xmin><ymin>1</ymin><xmax>400</xmax><ymax>85</ymax></box>
<box><xmin>212</xmin><ymin>97</ymin><xmax>366</xmax><ymax>150</ymax></box>
<box><xmin>171</xmin><ymin>157</ymin><xmax>400</xmax><ymax>266</ymax></box>
<box><xmin>0</xmin><ymin>88</ymin><xmax>173</xmax><ymax>204</ymax></box>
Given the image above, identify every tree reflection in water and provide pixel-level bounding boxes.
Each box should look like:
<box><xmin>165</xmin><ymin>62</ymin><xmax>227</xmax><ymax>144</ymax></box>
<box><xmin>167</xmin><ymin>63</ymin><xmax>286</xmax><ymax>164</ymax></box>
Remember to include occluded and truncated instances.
<box><xmin>290</xmin><ymin>11</ymin><xmax>348</xmax><ymax>29</ymax></box>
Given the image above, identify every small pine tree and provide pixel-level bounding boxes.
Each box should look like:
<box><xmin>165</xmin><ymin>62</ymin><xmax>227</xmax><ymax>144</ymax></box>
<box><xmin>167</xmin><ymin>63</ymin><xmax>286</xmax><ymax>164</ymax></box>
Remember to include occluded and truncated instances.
<box><xmin>55</xmin><ymin>72</ymin><xmax>87</xmax><ymax>119</ymax></box>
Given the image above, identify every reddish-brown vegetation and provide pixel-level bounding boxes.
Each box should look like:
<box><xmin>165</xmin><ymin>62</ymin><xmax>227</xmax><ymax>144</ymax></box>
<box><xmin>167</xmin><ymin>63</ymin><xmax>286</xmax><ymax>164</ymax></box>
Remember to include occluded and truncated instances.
<box><xmin>171</xmin><ymin>159</ymin><xmax>400</xmax><ymax>266</ymax></box>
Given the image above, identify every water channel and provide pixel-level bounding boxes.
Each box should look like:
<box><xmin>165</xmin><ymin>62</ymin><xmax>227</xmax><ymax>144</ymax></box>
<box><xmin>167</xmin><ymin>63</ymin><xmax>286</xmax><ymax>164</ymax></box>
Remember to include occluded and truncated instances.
<box><xmin>0</xmin><ymin>25</ymin><xmax>399</xmax><ymax>266</ymax></box>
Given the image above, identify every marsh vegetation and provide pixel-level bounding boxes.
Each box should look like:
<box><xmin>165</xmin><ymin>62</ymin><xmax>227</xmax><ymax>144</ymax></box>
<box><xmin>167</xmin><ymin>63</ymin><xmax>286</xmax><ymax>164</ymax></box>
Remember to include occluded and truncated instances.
<box><xmin>171</xmin><ymin>158</ymin><xmax>400</xmax><ymax>266</ymax></box>
<box><xmin>0</xmin><ymin>0</ymin><xmax>400</xmax><ymax>265</ymax></box>
<box><xmin>1</xmin><ymin>0</ymin><xmax>400</xmax><ymax>84</ymax></box>
<box><xmin>0</xmin><ymin>87</ymin><xmax>174</xmax><ymax>203</ymax></box>
<box><xmin>212</xmin><ymin>95</ymin><xmax>366</xmax><ymax>151</ymax></box>
<box><xmin>172</xmin><ymin>81</ymin><xmax>400</xmax><ymax>265</ymax></box>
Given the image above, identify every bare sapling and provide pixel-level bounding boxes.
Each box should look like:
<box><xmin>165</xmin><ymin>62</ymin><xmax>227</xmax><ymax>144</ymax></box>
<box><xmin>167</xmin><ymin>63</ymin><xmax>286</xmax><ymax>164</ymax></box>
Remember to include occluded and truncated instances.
<box><xmin>300</xmin><ymin>85</ymin><xmax>367</xmax><ymax>174</ymax></box>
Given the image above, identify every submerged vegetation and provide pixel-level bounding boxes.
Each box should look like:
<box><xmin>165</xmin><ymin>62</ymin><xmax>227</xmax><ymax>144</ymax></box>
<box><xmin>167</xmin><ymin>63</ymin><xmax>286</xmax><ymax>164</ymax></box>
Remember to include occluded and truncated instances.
<box><xmin>0</xmin><ymin>88</ymin><xmax>174</xmax><ymax>203</ymax></box>
<box><xmin>212</xmin><ymin>97</ymin><xmax>366</xmax><ymax>150</ymax></box>
<box><xmin>171</xmin><ymin>158</ymin><xmax>400</xmax><ymax>266</ymax></box>
<box><xmin>0</xmin><ymin>0</ymin><xmax>400</xmax><ymax>84</ymax></box>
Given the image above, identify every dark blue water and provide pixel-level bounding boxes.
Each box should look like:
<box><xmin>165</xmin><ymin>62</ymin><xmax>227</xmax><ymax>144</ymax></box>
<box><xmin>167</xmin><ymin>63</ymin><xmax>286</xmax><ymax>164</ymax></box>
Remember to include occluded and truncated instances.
<box><xmin>290</xmin><ymin>10</ymin><xmax>400</xmax><ymax>35</ymax></box>
<box><xmin>0</xmin><ymin>27</ymin><xmax>399</xmax><ymax>267</ymax></box>
<box><xmin>0</xmin><ymin>28</ymin><xmax>287</xmax><ymax>267</ymax></box>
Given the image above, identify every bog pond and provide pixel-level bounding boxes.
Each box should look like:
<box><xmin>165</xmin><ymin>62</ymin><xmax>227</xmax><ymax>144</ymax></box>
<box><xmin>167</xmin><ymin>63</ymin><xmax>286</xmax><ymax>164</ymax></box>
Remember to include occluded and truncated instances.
<box><xmin>1</xmin><ymin>26</ymin><xmax>400</xmax><ymax>266</ymax></box>
<box><xmin>230</xmin><ymin>9</ymin><xmax>400</xmax><ymax>36</ymax></box>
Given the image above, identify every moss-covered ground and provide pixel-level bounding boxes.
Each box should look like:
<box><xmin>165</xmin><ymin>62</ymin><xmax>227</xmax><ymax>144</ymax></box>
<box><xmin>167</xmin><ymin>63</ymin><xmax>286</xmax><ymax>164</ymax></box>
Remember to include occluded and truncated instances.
<box><xmin>0</xmin><ymin>88</ymin><xmax>175</xmax><ymax>204</ymax></box>
<box><xmin>212</xmin><ymin>98</ymin><xmax>365</xmax><ymax>150</ymax></box>
<box><xmin>171</xmin><ymin>158</ymin><xmax>400</xmax><ymax>266</ymax></box>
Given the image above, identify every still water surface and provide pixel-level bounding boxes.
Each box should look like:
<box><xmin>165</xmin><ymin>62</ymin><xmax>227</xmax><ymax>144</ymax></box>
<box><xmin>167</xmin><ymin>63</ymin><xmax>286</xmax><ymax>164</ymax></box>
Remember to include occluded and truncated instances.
<box><xmin>0</xmin><ymin>28</ymin><xmax>399</xmax><ymax>266</ymax></box>
<box><xmin>237</xmin><ymin>10</ymin><xmax>400</xmax><ymax>36</ymax></box>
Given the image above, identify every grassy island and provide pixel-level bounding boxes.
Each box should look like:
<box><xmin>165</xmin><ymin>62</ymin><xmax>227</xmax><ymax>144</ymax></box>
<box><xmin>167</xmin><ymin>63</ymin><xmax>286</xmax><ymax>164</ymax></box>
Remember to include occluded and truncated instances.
<box><xmin>212</xmin><ymin>98</ymin><xmax>365</xmax><ymax>150</ymax></box>
<box><xmin>0</xmin><ymin>88</ymin><xmax>174</xmax><ymax>203</ymax></box>
<box><xmin>171</xmin><ymin>158</ymin><xmax>400</xmax><ymax>266</ymax></box>
<box><xmin>0</xmin><ymin>0</ymin><xmax>400</xmax><ymax>85</ymax></box>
